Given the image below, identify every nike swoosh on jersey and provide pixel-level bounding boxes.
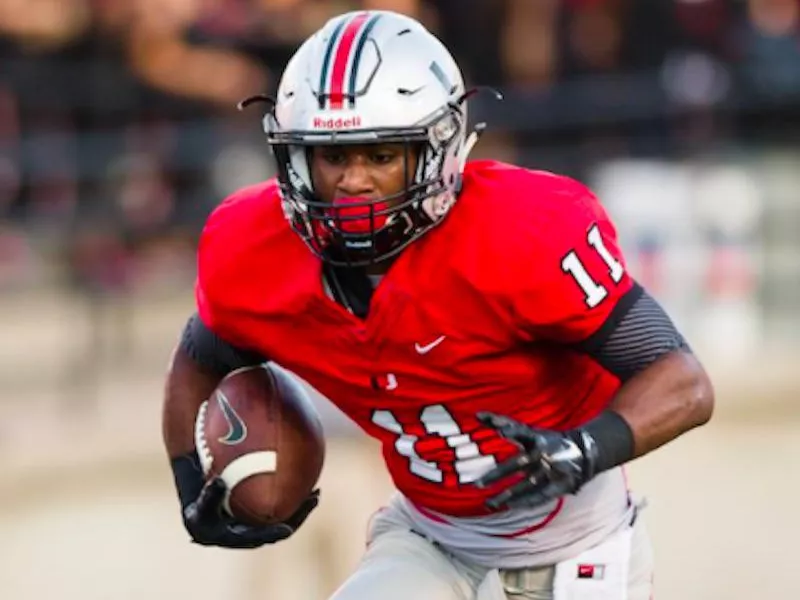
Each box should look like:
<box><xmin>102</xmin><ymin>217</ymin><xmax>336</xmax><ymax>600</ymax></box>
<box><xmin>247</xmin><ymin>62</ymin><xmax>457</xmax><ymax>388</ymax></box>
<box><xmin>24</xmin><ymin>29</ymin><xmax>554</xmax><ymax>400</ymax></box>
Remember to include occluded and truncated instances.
<box><xmin>415</xmin><ymin>335</ymin><xmax>447</xmax><ymax>354</ymax></box>
<box><xmin>216</xmin><ymin>390</ymin><xmax>248</xmax><ymax>445</ymax></box>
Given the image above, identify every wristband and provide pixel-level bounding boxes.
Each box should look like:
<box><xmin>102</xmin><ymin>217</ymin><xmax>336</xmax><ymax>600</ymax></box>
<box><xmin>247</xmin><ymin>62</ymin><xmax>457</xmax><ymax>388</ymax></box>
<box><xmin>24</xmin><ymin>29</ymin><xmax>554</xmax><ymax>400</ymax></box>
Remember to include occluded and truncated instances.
<box><xmin>170</xmin><ymin>451</ymin><xmax>205</xmax><ymax>510</ymax></box>
<box><xmin>575</xmin><ymin>410</ymin><xmax>635</xmax><ymax>473</ymax></box>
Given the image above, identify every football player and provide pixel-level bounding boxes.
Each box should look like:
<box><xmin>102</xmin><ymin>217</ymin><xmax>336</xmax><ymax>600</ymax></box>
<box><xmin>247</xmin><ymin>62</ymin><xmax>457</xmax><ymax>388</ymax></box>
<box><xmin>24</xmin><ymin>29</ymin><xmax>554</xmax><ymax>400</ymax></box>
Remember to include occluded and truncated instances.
<box><xmin>162</xmin><ymin>10</ymin><xmax>714</xmax><ymax>599</ymax></box>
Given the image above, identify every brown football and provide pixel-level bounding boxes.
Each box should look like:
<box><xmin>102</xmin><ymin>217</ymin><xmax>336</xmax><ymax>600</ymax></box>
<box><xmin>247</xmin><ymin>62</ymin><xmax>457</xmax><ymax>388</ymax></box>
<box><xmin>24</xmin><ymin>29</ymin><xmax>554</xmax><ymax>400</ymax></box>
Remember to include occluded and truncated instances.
<box><xmin>194</xmin><ymin>364</ymin><xmax>325</xmax><ymax>525</ymax></box>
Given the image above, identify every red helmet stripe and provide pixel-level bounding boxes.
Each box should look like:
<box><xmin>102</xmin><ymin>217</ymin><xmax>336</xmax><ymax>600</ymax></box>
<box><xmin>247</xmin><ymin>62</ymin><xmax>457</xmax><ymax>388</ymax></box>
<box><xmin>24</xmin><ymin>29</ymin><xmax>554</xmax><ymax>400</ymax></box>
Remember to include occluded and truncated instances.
<box><xmin>329</xmin><ymin>12</ymin><xmax>370</xmax><ymax>110</ymax></box>
<box><xmin>346</xmin><ymin>14</ymin><xmax>383</xmax><ymax>108</ymax></box>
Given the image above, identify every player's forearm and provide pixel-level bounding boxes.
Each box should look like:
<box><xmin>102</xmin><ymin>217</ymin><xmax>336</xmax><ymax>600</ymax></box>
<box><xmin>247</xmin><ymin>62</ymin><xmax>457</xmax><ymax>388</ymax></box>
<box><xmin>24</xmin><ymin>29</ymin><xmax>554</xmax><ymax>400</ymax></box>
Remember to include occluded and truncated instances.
<box><xmin>162</xmin><ymin>345</ymin><xmax>225</xmax><ymax>458</ymax></box>
<box><xmin>607</xmin><ymin>349</ymin><xmax>714</xmax><ymax>458</ymax></box>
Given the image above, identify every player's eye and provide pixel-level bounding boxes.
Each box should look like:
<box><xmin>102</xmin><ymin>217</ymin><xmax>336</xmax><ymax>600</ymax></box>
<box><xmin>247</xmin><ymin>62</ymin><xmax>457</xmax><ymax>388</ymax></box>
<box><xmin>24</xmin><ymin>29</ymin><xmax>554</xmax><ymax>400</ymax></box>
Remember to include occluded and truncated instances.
<box><xmin>369</xmin><ymin>150</ymin><xmax>398</xmax><ymax>165</ymax></box>
<box><xmin>318</xmin><ymin>148</ymin><xmax>346</xmax><ymax>165</ymax></box>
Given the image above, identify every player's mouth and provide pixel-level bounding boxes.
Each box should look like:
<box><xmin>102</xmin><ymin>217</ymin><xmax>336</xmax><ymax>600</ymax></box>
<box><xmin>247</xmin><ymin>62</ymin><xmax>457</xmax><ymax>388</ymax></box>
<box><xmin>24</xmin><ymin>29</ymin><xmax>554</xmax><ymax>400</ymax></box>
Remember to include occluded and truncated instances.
<box><xmin>326</xmin><ymin>196</ymin><xmax>391</xmax><ymax>234</ymax></box>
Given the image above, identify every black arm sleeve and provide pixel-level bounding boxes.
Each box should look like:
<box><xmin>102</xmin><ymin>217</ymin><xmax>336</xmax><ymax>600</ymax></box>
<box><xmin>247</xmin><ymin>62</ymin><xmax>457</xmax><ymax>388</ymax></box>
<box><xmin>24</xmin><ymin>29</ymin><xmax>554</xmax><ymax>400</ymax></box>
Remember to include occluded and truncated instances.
<box><xmin>575</xmin><ymin>283</ymin><xmax>690</xmax><ymax>382</ymax></box>
<box><xmin>179</xmin><ymin>313</ymin><xmax>266</xmax><ymax>376</ymax></box>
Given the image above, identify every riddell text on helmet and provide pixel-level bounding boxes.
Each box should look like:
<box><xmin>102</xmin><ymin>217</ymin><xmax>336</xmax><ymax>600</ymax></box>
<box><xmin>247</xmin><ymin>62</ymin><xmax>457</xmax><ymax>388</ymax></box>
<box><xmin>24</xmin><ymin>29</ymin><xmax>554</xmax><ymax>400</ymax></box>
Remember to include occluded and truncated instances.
<box><xmin>312</xmin><ymin>116</ymin><xmax>363</xmax><ymax>129</ymax></box>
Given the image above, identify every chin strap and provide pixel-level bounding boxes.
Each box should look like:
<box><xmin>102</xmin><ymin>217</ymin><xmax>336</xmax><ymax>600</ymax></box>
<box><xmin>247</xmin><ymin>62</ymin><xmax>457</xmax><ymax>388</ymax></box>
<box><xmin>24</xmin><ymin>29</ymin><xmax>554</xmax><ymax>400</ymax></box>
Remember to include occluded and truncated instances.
<box><xmin>453</xmin><ymin>122</ymin><xmax>488</xmax><ymax>195</ymax></box>
<box><xmin>236</xmin><ymin>94</ymin><xmax>276</xmax><ymax>111</ymax></box>
<box><xmin>453</xmin><ymin>86</ymin><xmax>504</xmax><ymax>194</ymax></box>
<box><xmin>458</xmin><ymin>122</ymin><xmax>486</xmax><ymax>172</ymax></box>
<box><xmin>455</xmin><ymin>86</ymin><xmax>504</xmax><ymax>107</ymax></box>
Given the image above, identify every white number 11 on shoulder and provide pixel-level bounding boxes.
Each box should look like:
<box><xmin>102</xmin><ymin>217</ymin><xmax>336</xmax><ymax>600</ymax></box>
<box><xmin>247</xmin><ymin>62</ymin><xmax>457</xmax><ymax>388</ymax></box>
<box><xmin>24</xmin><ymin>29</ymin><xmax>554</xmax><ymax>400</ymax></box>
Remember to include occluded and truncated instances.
<box><xmin>561</xmin><ymin>224</ymin><xmax>625</xmax><ymax>308</ymax></box>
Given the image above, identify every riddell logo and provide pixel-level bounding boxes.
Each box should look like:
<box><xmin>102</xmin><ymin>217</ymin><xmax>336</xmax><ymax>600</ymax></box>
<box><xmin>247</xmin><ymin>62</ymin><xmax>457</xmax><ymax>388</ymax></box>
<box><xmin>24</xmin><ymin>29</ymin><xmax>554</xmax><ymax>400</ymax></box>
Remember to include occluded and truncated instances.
<box><xmin>313</xmin><ymin>116</ymin><xmax>362</xmax><ymax>129</ymax></box>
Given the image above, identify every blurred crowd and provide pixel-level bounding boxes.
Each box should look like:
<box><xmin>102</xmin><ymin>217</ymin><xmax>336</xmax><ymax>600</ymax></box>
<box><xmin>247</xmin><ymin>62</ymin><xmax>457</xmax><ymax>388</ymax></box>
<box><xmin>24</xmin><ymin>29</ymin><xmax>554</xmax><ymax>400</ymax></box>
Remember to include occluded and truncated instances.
<box><xmin>1</xmin><ymin>0</ymin><xmax>800</xmax><ymax>294</ymax></box>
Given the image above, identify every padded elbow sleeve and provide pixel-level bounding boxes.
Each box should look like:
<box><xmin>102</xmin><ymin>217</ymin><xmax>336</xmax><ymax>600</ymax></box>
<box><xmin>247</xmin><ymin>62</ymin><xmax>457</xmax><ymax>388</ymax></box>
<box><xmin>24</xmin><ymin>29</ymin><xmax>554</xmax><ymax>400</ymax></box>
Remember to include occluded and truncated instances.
<box><xmin>179</xmin><ymin>313</ymin><xmax>265</xmax><ymax>376</ymax></box>
<box><xmin>576</xmin><ymin>284</ymin><xmax>690</xmax><ymax>381</ymax></box>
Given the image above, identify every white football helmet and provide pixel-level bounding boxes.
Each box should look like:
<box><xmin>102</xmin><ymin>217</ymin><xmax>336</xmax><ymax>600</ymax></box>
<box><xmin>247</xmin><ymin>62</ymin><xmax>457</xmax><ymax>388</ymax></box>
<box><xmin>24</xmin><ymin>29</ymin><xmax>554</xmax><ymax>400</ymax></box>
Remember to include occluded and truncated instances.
<box><xmin>254</xmin><ymin>10</ymin><xmax>483</xmax><ymax>266</ymax></box>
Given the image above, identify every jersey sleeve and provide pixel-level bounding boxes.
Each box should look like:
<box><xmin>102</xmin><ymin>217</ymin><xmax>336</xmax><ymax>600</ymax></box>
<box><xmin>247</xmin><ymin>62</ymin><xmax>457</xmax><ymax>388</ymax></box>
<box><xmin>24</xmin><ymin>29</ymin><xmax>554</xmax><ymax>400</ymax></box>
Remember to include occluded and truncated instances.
<box><xmin>194</xmin><ymin>182</ymin><xmax>278</xmax><ymax>351</ymax></box>
<box><xmin>508</xmin><ymin>177</ymin><xmax>635</xmax><ymax>344</ymax></box>
<box><xmin>196</xmin><ymin>277</ymin><xmax>236</xmax><ymax>343</ymax></box>
<box><xmin>195</xmin><ymin>196</ymin><xmax>251</xmax><ymax>349</ymax></box>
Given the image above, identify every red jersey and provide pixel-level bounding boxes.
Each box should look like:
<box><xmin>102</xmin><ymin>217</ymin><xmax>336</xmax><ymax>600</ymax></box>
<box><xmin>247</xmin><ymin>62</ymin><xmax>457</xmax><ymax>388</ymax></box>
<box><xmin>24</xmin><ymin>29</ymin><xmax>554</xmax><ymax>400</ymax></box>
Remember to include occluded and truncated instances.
<box><xmin>196</xmin><ymin>160</ymin><xmax>634</xmax><ymax>517</ymax></box>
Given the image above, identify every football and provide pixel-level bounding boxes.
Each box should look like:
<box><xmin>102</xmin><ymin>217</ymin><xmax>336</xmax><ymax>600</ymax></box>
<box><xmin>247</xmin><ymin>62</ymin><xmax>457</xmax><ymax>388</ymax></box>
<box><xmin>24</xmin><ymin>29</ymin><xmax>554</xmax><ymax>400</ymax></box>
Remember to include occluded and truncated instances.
<box><xmin>194</xmin><ymin>363</ymin><xmax>325</xmax><ymax>525</ymax></box>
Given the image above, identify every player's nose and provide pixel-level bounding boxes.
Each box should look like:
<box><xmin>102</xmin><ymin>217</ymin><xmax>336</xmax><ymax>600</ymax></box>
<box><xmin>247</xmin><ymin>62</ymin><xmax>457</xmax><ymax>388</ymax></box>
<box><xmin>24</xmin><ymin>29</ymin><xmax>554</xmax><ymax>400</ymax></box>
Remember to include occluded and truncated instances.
<box><xmin>336</xmin><ymin>158</ymin><xmax>375</xmax><ymax>198</ymax></box>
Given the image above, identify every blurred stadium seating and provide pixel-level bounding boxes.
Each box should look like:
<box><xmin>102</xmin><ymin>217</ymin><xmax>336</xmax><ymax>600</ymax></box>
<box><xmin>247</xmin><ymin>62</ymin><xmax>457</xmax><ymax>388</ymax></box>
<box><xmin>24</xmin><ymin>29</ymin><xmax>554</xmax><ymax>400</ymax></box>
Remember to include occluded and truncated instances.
<box><xmin>0</xmin><ymin>1</ymin><xmax>798</xmax><ymax>599</ymax></box>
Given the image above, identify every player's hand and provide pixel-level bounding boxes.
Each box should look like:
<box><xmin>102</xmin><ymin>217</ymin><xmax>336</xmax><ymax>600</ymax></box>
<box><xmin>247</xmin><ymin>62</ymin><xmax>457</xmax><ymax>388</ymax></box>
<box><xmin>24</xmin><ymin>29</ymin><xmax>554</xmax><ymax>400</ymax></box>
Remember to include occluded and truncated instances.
<box><xmin>475</xmin><ymin>412</ymin><xmax>599</xmax><ymax>510</ymax></box>
<box><xmin>183</xmin><ymin>478</ymin><xmax>319</xmax><ymax>549</ymax></box>
<box><xmin>171</xmin><ymin>451</ymin><xmax>318</xmax><ymax>549</ymax></box>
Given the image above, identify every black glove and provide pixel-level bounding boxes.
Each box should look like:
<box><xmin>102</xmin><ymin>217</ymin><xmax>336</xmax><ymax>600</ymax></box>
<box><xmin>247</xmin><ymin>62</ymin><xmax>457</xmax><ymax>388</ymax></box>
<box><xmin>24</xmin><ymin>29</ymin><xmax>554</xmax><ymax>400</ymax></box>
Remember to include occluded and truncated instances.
<box><xmin>475</xmin><ymin>412</ymin><xmax>600</xmax><ymax>511</ymax></box>
<box><xmin>171</xmin><ymin>452</ymin><xmax>319</xmax><ymax>549</ymax></box>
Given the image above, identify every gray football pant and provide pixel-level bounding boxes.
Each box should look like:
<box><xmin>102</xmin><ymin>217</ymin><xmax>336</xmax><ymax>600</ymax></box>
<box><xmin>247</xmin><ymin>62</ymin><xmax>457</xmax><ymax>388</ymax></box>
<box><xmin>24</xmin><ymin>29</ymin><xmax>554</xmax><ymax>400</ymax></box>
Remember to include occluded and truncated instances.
<box><xmin>328</xmin><ymin>509</ymin><xmax>654</xmax><ymax>600</ymax></box>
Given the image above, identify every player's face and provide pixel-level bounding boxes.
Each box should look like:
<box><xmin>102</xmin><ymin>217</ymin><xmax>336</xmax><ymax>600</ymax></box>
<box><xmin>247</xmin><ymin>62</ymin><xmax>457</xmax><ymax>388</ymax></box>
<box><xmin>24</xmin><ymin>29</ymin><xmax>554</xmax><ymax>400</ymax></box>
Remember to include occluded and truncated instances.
<box><xmin>309</xmin><ymin>143</ymin><xmax>419</xmax><ymax>204</ymax></box>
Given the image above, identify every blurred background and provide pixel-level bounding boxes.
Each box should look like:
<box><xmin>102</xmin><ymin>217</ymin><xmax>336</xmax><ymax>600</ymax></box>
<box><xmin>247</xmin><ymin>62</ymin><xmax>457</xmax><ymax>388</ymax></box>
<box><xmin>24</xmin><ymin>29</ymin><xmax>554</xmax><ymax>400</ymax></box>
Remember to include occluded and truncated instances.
<box><xmin>0</xmin><ymin>0</ymin><xmax>798</xmax><ymax>598</ymax></box>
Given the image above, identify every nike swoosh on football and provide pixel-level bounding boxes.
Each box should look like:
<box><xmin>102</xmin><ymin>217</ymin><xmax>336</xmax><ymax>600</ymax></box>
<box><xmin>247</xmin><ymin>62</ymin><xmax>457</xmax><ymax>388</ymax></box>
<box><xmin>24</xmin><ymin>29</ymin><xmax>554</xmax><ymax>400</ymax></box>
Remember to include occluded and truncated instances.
<box><xmin>216</xmin><ymin>390</ymin><xmax>248</xmax><ymax>445</ymax></box>
<box><xmin>415</xmin><ymin>335</ymin><xmax>446</xmax><ymax>354</ymax></box>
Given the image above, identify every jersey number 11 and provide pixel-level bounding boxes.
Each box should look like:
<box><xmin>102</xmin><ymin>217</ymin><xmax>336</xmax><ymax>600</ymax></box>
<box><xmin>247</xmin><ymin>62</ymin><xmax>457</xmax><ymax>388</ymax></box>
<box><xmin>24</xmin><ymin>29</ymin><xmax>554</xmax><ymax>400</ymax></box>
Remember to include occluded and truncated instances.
<box><xmin>561</xmin><ymin>224</ymin><xmax>625</xmax><ymax>308</ymax></box>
